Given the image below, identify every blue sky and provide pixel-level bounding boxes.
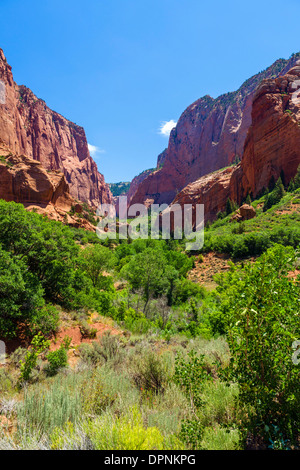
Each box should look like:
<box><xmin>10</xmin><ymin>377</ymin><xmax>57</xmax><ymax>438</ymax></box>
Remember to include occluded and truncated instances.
<box><xmin>1</xmin><ymin>0</ymin><xmax>300</xmax><ymax>182</ymax></box>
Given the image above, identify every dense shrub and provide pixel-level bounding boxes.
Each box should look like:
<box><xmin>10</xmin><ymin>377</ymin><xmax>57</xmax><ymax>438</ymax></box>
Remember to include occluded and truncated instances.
<box><xmin>46</xmin><ymin>346</ymin><xmax>69</xmax><ymax>376</ymax></box>
<box><xmin>174</xmin><ymin>350</ymin><xmax>213</xmax><ymax>449</ymax></box>
<box><xmin>217</xmin><ymin>245</ymin><xmax>300</xmax><ymax>447</ymax></box>
<box><xmin>131</xmin><ymin>350</ymin><xmax>170</xmax><ymax>394</ymax></box>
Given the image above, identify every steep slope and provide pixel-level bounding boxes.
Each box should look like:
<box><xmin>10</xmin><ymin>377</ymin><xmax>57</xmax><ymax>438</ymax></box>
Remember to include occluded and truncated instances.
<box><xmin>238</xmin><ymin>62</ymin><xmax>300</xmax><ymax>198</ymax></box>
<box><xmin>109</xmin><ymin>181</ymin><xmax>131</xmax><ymax>197</ymax></box>
<box><xmin>171</xmin><ymin>61</ymin><xmax>300</xmax><ymax>222</ymax></box>
<box><xmin>112</xmin><ymin>168</ymin><xmax>155</xmax><ymax>216</ymax></box>
<box><xmin>131</xmin><ymin>53</ymin><xmax>300</xmax><ymax>206</ymax></box>
<box><xmin>126</xmin><ymin>168</ymin><xmax>155</xmax><ymax>205</ymax></box>
<box><xmin>0</xmin><ymin>48</ymin><xmax>112</xmax><ymax>207</ymax></box>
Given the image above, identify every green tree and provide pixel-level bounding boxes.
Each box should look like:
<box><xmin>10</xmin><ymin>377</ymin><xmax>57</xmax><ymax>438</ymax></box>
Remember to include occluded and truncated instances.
<box><xmin>220</xmin><ymin>245</ymin><xmax>300</xmax><ymax>447</ymax></box>
<box><xmin>0</xmin><ymin>248</ymin><xmax>45</xmax><ymax>338</ymax></box>
<box><xmin>245</xmin><ymin>193</ymin><xmax>252</xmax><ymax>205</ymax></box>
<box><xmin>263</xmin><ymin>177</ymin><xmax>285</xmax><ymax>211</ymax></box>
<box><xmin>0</xmin><ymin>201</ymin><xmax>79</xmax><ymax>305</ymax></box>
<box><xmin>174</xmin><ymin>350</ymin><xmax>212</xmax><ymax>449</ymax></box>
<box><xmin>226</xmin><ymin>198</ymin><xmax>235</xmax><ymax>215</ymax></box>
<box><xmin>289</xmin><ymin>165</ymin><xmax>300</xmax><ymax>191</ymax></box>
<box><xmin>78</xmin><ymin>244</ymin><xmax>114</xmax><ymax>288</ymax></box>
<box><xmin>121</xmin><ymin>248</ymin><xmax>168</xmax><ymax>312</ymax></box>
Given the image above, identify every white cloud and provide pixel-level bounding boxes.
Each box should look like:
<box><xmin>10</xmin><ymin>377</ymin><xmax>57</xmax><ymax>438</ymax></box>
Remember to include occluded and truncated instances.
<box><xmin>158</xmin><ymin>120</ymin><xmax>177</xmax><ymax>137</ymax></box>
<box><xmin>88</xmin><ymin>143</ymin><xmax>106</xmax><ymax>157</ymax></box>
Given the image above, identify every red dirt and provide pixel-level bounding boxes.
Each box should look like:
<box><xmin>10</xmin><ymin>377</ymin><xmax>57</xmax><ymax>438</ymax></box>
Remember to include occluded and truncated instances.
<box><xmin>276</xmin><ymin>205</ymin><xmax>300</xmax><ymax>215</ymax></box>
<box><xmin>188</xmin><ymin>252</ymin><xmax>232</xmax><ymax>289</ymax></box>
<box><xmin>189</xmin><ymin>251</ymin><xmax>258</xmax><ymax>289</ymax></box>
<box><xmin>287</xmin><ymin>269</ymin><xmax>300</xmax><ymax>281</ymax></box>
<box><xmin>49</xmin><ymin>322</ymin><xmax>122</xmax><ymax>351</ymax></box>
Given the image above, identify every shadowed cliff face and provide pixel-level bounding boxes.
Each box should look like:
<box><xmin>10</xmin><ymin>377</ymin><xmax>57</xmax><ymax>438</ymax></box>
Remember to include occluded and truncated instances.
<box><xmin>171</xmin><ymin>62</ymin><xmax>300</xmax><ymax>223</ymax></box>
<box><xmin>131</xmin><ymin>54</ymin><xmax>300</xmax><ymax>207</ymax></box>
<box><xmin>0</xmin><ymin>49</ymin><xmax>112</xmax><ymax>208</ymax></box>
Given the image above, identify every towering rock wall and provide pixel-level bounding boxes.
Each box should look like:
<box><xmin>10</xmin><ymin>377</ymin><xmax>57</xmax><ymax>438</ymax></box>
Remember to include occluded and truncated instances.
<box><xmin>0</xmin><ymin>48</ymin><xmax>112</xmax><ymax>208</ymax></box>
<box><xmin>131</xmin><ymin>54</ymin><xmax>300</xmax><ymax>207</ymax></box>
<box><xmin>239</xmin><ymin>62</ymin><xmax>300</xmax><ymax>198</ymax></box>
<box><xmin>171</xmin><ymin>62</ymin><xmax>300</xmax><ymax>223</ymax></box>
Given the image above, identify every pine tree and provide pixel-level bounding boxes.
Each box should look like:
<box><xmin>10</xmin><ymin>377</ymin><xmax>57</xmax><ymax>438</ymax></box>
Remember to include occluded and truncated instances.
<box><xmin>263</xmin><ymin>177</ymin><xmax>285</xmax><ymax>211</ymax></box>
<box><xmin>280</xmin><ymin>169</ymin><xmax>286</xmax><ymax>187</ymax></box>
<box><xmin>245</xmin><ymin>193</ymin><xmax>252</xmax><ymax>205</ymax></box>
<box><xmin>268</xmin><ymin>175</ymin><xmax>276</xmax><ymax>192</ymax></box>
<box><xmin>226</xmin><ymin>198</ymin><xmax>234</xmax><ymax>215</ymax></box>
<box><xmin>273</xmin><ymin>176</ymin><xmax>285</xmax><ymax>202</ymax></box>
<box><xmin>288</xmin><ymin>178</ymin><xmax>295</xmax><ymax>192</ymax></box>
<box><xmin>293</xmin><ymin>165</ymin><xmax>300</xmax><ymax>190</ymax></box>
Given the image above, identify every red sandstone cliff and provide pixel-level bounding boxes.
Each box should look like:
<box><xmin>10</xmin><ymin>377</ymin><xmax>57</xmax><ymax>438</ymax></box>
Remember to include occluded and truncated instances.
<box><xmin>0</xmin><ymin>48</ymin><xmax>112</xmax><ymax>208</ymax></box>
<box><xmin>0</xmin><ymin>140</ymin><xmax>96</xmax><ymax>230</ymax></box>
<box><xmin>131</xmin><ymin>54</ymin><xmax>300</xmax><ymax>207</ymax></box>
<box><xmin>238</xmin><ymin>62</ymin><xmax>300</xmax><ymax>198</ymax></box>
<box><xmin>127</xmin><ymin>168</ymin><xmax>155</xmax><ymax>205</ymax></box>
<box><xmin>171</xmin><ymin>62</ymin><xmax>300</xmax><ymax>223</ymax></box>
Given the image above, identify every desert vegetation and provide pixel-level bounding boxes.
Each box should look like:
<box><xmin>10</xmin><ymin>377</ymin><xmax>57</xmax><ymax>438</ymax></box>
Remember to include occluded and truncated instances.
<box><xmin>0</xmin><ymin>183</ymin><xmax>299</xmax><ymax>450</ymax></box>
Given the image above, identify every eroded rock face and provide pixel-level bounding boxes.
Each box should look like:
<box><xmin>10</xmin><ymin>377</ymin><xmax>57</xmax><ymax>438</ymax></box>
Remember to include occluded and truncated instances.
<box><xmin>0</xmin><ymin>141</ymin><xmax>96</xmax><ymax>230</ymax></box>
<box><xmin>171</xmin><ymin>63</ymin><xmax>300</xmax><ymax>222</ymax></box>
<box><xmin>171</xmin><ymin>166</ymin><xmax>237</xmax><ymax>224</ymax></box>
<box><xmin>0</xmin><ymin>49</ymin><xmax>112</xmax><ymax>208</ymax></box>
<box><xmin>238</xmin><ymin>62</ymin><xmax>300</xmax><ymax>199</ymax></box>
<box><xmin>126</xmin><ymin>168</ymin><xmax>156</xmax><ymax>205</ymax></box>
<box><xmin>0</xmin><ymin>142</ymin><xmax>72</xmax><ymax>207</ymax></box>
<box><xmin>131</xmin><ymin>54</ymin><xmax>300</xmax><ymax>207</ymax></box>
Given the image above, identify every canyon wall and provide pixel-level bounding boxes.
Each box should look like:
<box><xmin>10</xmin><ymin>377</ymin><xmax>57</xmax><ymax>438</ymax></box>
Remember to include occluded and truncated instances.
<box><xmin>0</xmin><ymin>48</ymin><xmax>112</xmax><ymax>208</ymax></box>
<box><xmin>171</xmin><ymin>62</ymin><xmax>300</xmax><ymax>222</ymax></box>
<box><xmin>131</xmin><ymin>54</ymin><xmax>300</xmax><ymax>207</ymax></box>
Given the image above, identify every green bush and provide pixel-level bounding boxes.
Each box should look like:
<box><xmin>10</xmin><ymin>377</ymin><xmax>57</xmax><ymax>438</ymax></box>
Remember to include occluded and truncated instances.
<box><xmin>30</xmin><ymin>305</ymin><xmax>60</xmax><ymax>337</ymax></box>
<box><xmin>46</xmin><ymin>347</ymin><xmax>68</xmax><ymax>376</ymax></box>
<box><xmin>83</xmin><ymin>407</ymin><xmax>167</xmax><ymax>450</ymax></box>
<box><xmin>19</xmin><ymin>333</ymin><xmax>50</xmax><ymax>384</ymax></box>
<box><xmin>17</xmin><ymin>375</ymin><xmax>82</xmax><ymax>437</ymax></box>
<box><xmin>219</xmin><ymin>245</ymin><xmax>300</xmax><ymax>447</ymax></box>
<box><xmin>79</xmin><ymin>320</ymin><xmax>97</xmax><ymax>339</ymax></box>
<box><xmin>174</xmin><ymin>350</ymin><xmax>212</xmax><ymax>449</ymax></box>
<box><xmin>78</xmin><ymin>343</ymin><xmax>104</xmax><ymax>366</ymax></box>
<box><xmin>131</xmin><ymin>350</ymin><xmax>170</xmax><ymax>394</ymax></box>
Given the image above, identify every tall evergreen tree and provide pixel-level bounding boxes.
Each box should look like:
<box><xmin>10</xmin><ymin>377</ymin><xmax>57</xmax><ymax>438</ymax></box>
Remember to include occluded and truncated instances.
<box><xmin>294</xmin><ymin>165</ymin><xmax>300</xmax><ymax>190</ymax></box>
<box><xmin>245</xmin><ymin>193</ymin><xmax>252</xmax><ymax>205</ymax></box>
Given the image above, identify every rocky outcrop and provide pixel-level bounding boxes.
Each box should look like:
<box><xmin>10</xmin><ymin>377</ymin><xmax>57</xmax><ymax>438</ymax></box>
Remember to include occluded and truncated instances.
<box><xmin>0</xmin><ymin>141</ymin><xmax>96</xmax><ymax>230</ymax></box>
<box><xmin>127</xmin><ymin>168</ymin><xmax>155</xmax><ymax>205</ymax></box>
<box><xmin>156</xmin><ymin>148</ymin><xmax>167</xmax><ymax>169</ymax></box>
<box><xmin>0</xmin><ymin>142</ymin><xmax>72</xmax><ymax>207</ymax></box>
<box><xmin>171</xmin><ymin>166</ymin><xmax>237</xmax><ymax>224</ymax></box>
<box><xmin>0</xmin><ymin>48</ymin><xmax>112</xmax><ymax>208</ymax></box>
<box><xmin>231</xmin><ymin>204</ymin><xmax>256</xmax><ymax>222</ymax></box>
<box><xmin>239</xmin><ymin>204</ymin><xmax>256</xmax><ymax>220</ymax></box>
<box><xmin>131</xmin><ymin>54</ymin><xmax>300</xmax><ymax>207</ymax></box>
<box><xmin>171</xmin><ymin>62</ymin><xmax>300</xmax><ymax>223</ymax></box>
